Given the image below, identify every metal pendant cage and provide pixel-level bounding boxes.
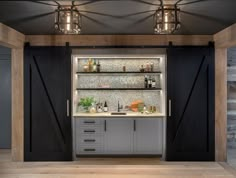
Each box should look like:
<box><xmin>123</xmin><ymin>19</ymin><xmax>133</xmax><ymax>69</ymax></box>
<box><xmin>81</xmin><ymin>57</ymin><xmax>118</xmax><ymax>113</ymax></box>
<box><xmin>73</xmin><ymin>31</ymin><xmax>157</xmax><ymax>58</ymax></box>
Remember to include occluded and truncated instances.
<box><xmin>55</xmin><ymin>6</ymin><xmax>81</xmax><ymax>34</ymax></box>
<box><xmin>154</xmin><ymin>5</ymin><xmax>180</xmax><ymax>34</ymax></box>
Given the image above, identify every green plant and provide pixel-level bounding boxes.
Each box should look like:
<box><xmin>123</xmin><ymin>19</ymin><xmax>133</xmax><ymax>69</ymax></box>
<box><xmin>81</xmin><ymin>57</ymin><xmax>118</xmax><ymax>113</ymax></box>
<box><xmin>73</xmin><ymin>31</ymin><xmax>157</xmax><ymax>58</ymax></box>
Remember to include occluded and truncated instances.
<box><xmin>78</xmin><ymin>97</ymin><xmax>95</xmax><ymax>112</ymax></box>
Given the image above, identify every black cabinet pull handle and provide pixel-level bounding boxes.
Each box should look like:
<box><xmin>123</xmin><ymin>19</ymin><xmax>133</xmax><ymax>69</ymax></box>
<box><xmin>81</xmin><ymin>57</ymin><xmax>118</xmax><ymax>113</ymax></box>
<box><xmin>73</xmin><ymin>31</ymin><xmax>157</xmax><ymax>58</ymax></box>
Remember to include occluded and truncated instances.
<box><xmin>104</xmin><ymin>120</ymin><xmax>106</xmax><ymax>132</ymax></box>
<box><xmin>84</xmin><ymin>130</ymin><xmax>95</xmax><ymax>133</ymax></box>
<box><xmin>84</xmin><ymin>148</ymin><xmax>96</xmax><ymax>152</ymax></box>
<box><xmin>134</xmin><ymin>120</ymin><xmax>136</xmax><ymax>131</ymax></box>
<box><xmin>84</xmin><ymin>121</ymin><xmax>95</xmax><ymax>124</ymax></box>
<box><xmin>169</xmin><ymin>99</ymin><xmax>171</xmax><ymax>117</ymax></box>
<box><xmin>84</xmin><ymin>139</ymin><xmax>96</xmax><ymax>142</ymax></box>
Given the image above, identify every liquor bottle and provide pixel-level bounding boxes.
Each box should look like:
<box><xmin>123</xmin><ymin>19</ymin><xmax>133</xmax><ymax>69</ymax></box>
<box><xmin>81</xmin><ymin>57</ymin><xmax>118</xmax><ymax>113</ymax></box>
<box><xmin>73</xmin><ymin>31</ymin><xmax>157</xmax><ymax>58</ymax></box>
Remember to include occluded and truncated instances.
<box><xmin>88</xmin><ymin>58</ymin><xmax>93</xmax><ymax>72</ymax></box>
<box><xmin>103</xmin><ymin>101</ymin><xmax>108</xmax><ymax>112</ymax></box>
<box><xmin>148</xmin><ymin>76</ymin><xmax>152</xmax><ymax>88</ymax></box>
<box><xmin>93</xmin><ymin>60</ymin><xmax>97</xmax><ymax>72</ymax></box>
<box><xmin>144</xmin><ymin>75</ymin><xmax>148</xmax><ymax>88</ymax></box>
<box><xmin>152</xmin><ymin>77</ymin><xmax>156</xmax><ymax>88</ymax></box>
<box><xmin>96</xmin><ymin>60</ymin><xmax>101</xmax><ymax>72</ymax></box>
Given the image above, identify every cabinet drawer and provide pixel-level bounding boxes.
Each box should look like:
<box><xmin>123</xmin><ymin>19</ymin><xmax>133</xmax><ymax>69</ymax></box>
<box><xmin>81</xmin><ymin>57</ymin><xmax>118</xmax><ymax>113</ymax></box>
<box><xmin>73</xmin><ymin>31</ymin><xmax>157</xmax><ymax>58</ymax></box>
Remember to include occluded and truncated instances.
<box><xmin>77</xmin><ymin>145</ymin><xmax>103</xmax><ymax>154</ymax></box>
<box><xmin>78</xmin><ymin>119</ymin><xmax>102</xmax><ymax>126</ymax></box>
<box><xmin>78</xmin><ymin>136</ymin><xmax>104</xmax><ymax>145</ymax></box>
<box><xmin>79</xmin><ymin>127</ymin><xmax>102</xmax><ymax>135</ymax></box>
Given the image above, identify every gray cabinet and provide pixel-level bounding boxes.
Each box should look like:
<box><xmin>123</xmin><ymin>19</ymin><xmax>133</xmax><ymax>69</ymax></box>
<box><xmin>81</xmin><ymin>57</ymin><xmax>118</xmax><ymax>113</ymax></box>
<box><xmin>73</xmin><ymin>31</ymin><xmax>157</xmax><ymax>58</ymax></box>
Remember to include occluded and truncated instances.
<box><xmin>75</xmin><ymin>118</ymin><xmax>105</xmax><ymax>155</ymax></box>
<box><xmin>74</xmin><ymin>117</ymin><xmax>163</xmax><ymax>156</ymax></box>
<box><xmin>104</xmin><ymin>119</ymin><xmax>133</xmax><ymax>154</ymax></box>
<box><xmin>134</xmin><ymin>118</ymin><xmax>163</xmax><ymax>154</ymax></box>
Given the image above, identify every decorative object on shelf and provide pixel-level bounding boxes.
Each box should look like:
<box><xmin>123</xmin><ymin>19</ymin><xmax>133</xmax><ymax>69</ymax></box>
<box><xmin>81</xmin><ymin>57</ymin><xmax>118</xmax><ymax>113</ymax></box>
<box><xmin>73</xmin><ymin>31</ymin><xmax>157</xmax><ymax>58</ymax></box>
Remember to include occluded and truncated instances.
<box><xmin>129</xmin><ymin>100</ymin><xmax>144</xmax><ymax>112</ymax></box>
<box><xmin>92</xmin><ymin>60</ymin><xmax>97</xmax><ymax>72</ymax></box>
<box><xmin>140</xmin><ymin>65</ymin><xmax>145</xmax><ymax>72</ymax></box>
<box><xmin>96</xmin><ymin>102</ymin><xmax>103</xmax><ymax>113</ymax></box>
<box><xmin>88</xmin><ymin>58</ymin><xmax>93</xmax><ymax>72</ymax></box>
<box><xmin>123</xmin><ymin>65</ymin><xmax>126</xmax><ymax>72</ymax></box>
<box><xmin>145</xmin><ymin>62</ymin><xmax>150</xmax><ymax>72</ymax></box>
<box><xmin>152</xmin><ymin>77</ymin><xmax>156</xmax><ymax>88</ymax></box>
<box><xmin>55</xmin><ymin>2</ymin><xmax>81</xmax><ymax>34</ymax></box>
<box><xmin>78</xmin><ymin>97</ymin><xmax>96</xmax><ymax>112</ymax></box>
<box><xmin>144</xmin><ymin>75</ymin><xmax>148</xmax><ymax>88</ymax></box>
<box><xmin>154</xmin><ymin>1</ymin><xmax>180</xmax><ymax>34</ymax></box>
<box><xmin>103</xmin><ymin>101</ymin><xmax>108</xmax><ymax>112</ymax></box>
<box><xmin>96</xmin><ymin>60</ymin><xmax>101</xmax><ymax>72</ymax></box>
<box><xmin>83</xmin><ymin>64</ymin><xmax>89</xmax><ymax>72</ymax></box>
<box><xmin>89</xmin><ymin>103</ymin><xmax>97</xmax><ymax>113</ymax></box>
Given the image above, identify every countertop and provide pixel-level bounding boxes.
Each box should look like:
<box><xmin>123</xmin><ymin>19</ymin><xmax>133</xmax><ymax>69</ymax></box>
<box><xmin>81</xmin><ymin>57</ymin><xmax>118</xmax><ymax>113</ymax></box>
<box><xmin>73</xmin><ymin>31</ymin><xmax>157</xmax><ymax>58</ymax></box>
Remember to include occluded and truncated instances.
<box><xmin>73</xmin><ymin>112</ymin><xmax>165</xmax><ymax>118</ymax></box>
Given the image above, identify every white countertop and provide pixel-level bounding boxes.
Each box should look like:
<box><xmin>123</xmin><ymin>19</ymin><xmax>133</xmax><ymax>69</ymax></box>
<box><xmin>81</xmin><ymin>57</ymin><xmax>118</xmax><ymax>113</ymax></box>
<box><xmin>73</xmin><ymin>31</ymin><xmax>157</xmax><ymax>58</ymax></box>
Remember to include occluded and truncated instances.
<box><xmin>73</xmin><ymin>112</ymin><xmax>165</xmax><ymax>118</ymax></box>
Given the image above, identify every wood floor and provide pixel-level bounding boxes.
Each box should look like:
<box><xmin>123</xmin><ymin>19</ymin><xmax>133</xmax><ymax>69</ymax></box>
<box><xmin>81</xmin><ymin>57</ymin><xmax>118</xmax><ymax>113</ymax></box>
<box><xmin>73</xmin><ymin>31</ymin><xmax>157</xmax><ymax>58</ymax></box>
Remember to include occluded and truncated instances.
<box><xmin>0</xmin><ymin>150</ymin><xmax>236</xmax><ymax>178</ymax></box>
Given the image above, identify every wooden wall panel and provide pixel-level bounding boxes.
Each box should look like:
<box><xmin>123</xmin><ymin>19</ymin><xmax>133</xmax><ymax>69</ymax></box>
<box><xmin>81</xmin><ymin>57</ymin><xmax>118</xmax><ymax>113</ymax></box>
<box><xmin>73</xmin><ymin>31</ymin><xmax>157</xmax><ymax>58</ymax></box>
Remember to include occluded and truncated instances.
<box><xmin>215</xmin><ymin>48</ymin><xmax>227</xmax><ymax>161</ymax></box>
<box><xmin>25</xmin><ymin>35</ymin><xmax>213</xmax><ymax>46</ymax></box>
<box><xmin>11</xmin><ymin>48</ymin><xmax>24</xmax><ymax>161</ymax></box>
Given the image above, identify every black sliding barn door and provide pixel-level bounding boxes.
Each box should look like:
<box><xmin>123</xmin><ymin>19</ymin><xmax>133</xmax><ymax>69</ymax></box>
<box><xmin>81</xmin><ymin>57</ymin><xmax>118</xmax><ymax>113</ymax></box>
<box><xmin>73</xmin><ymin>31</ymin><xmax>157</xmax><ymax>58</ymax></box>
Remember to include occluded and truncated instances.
<box><xmin>166</xmin><ymin>47</ymin><xmax>215</xmax><ymax>161</ymax></box>
<box><xmin>24</xmin><ymin>46</ymin><xmax>72</xmax><ymax>161</ymax></box>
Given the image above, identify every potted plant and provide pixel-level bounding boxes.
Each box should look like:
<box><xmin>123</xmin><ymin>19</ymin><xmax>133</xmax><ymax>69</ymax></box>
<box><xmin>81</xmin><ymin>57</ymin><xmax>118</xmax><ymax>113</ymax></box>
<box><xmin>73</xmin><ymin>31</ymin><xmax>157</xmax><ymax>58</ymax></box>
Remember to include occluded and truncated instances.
<box><xmin>78</xmin><ymin>97</ymin><xmax>96</xmax><ymax>112</ymax></box>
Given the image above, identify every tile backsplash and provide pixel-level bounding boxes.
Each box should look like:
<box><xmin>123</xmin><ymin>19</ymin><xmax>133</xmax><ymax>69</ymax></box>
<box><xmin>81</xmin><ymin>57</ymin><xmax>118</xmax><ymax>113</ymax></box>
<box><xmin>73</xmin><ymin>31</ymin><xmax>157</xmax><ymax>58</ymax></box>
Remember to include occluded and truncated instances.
<box><xmin>73</xmin><ymin>57</ymin><xmax>164</xmax><ymax>113</ymax></box>
<box><xmin>77</xmin><ymin>58</ymin><xmax>161</xmax><ymax>72</ymax></box>
<box><xmin>74</xmin><ymin>90</ymin><xmax>162</xmax><ymax>112</ymax></box>
<box><xmin>76</xmin><ymin>75</ymin><xmax>161</xmax><ymax>89</ymax></box>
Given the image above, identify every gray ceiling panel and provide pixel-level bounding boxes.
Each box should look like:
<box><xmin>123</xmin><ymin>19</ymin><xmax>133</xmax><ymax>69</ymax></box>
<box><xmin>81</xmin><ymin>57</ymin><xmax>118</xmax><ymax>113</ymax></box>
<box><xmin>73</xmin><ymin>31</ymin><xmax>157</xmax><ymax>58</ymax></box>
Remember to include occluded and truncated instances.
<box><xmin>0</xmin><ymin>0</ymin><xmax>235</xmax><ymax>35</ymax></box>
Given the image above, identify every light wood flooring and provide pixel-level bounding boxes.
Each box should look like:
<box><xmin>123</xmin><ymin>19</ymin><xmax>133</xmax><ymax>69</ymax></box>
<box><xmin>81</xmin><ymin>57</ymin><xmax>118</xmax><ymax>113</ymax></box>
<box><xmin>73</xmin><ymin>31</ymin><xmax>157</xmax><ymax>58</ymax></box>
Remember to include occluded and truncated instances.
<box><xmin>0</xmin><ymin>149</ymin><xmax>236</xmax><ymax>178</ymax></box>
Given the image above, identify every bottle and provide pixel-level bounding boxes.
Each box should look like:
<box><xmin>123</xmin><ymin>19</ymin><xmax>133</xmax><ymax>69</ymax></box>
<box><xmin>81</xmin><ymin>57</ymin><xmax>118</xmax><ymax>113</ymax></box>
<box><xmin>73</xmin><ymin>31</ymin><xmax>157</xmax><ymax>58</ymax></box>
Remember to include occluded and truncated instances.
<box><xmin>152</xmin><ymin>77</ymin><xmax>156</xmax><ymax>88</ymax></box>
<box><xmin>144</xmin><ymin>75</ymin><xmax>148</xmax><ymax>88</ymax></box>
<box><xmin>148</xmin><ymin>76</ymin><xmax>152</xmax><ymax>88</ymax></box>
<box><xmin>150</xmin><ymin>63</ymin><xmax>154</xmax><ymax>72</ymax></box>
<box><xmin>88</xmin><ymin>58</ymin><xmax>93</xmax><ymax>72</ymax></box>
<box><xmin>93</xmin><ymin>60</ymin><xmax>97</xmax><ymax>72</ymax></box>
<box><xmin>103</xmin><ymin>101</ymin><xmax>108</xmax><ymax>112</ymax></box>
<box><xmin>123</xmin><ymin>65</ymin><xmax>126</xmax><ymax>72</ymax></box>
<box><xmin>96</xmin><ymin>60</ymin><xmax>101</xmax><ymax>72</ymax></box>
<box><xmin>140</xmin><ymin>65</ymin><xmax>144</xmax><ymax>72</ymax></box>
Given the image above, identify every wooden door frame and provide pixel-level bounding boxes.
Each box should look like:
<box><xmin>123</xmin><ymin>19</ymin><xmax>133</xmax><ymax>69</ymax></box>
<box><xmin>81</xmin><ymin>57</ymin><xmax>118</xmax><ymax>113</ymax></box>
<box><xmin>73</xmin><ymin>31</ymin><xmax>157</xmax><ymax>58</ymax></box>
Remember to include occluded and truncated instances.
<box><xmin>0</xmin><ymin>20</ymin><xmax>233</xmax><ymax>161</ymax></box>
<box><xmin>0</xmin><ymin>23</ymin><xmax>25</xmax><ymax>161</ymax></box>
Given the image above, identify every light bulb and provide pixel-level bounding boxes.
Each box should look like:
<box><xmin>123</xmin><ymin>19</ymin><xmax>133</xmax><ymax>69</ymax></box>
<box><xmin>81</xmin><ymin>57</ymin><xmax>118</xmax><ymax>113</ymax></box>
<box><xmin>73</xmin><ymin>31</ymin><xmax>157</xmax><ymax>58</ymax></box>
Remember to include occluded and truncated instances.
<box><xmin>66</xmin><ymin>13</ymin><xmax>71</xmax><ymax>31</ymax></box>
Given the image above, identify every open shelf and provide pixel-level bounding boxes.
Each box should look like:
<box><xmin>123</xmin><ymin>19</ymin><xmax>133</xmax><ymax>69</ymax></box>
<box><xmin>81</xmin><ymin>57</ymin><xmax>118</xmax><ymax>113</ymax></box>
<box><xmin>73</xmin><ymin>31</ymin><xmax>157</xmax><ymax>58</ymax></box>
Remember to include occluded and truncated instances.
<box><xmin>76</xmin><ymin>88</ymin><xmax>161</xmax><ymax>91</ymax></box>
<box><xmin>76</xmin><ymin>71</ymin><xmax>162</xmax><ymax>74</ymax></box>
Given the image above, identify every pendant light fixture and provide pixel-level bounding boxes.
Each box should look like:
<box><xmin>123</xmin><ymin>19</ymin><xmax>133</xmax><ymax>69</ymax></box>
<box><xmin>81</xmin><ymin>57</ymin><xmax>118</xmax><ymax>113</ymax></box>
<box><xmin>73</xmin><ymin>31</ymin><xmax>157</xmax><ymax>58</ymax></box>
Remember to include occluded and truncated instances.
<box><xmin>154</xmin><ymin>2</ymin><xmax>180</xmax><ymax>34</ymax></box>
<box><xmin>55</xmin><ymin>3</ymin><xmax>81</xmax><ymax>34</ymax></box>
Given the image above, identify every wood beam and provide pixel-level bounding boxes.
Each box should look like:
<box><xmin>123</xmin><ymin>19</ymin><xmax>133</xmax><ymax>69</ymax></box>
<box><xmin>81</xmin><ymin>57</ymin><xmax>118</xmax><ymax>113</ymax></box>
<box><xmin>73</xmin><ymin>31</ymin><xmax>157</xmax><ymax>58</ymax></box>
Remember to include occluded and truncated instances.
<box><xmin>0</xmin><ymin>23</ymin><xmax>25</xmax><ymax>161</ymax></box>
<box><xmin>25</xmin><ymin>35</ymin><xmax>213</xmax><ymax>46</ymax></box>
<box><xmin>213</xmin><ymin>23</ymin><xmax>236</xmax><ymax>161</ymax></box>
<box><xmin>214</xmin><ymin>23</ymin><xmax>236</xmax><ymax>48</ymax></box>
<box><xmin>215</xmin><ymin>48</ymin><xmax>227</xmax><ymax>161</ymax></box>
<box><xmin>0</xmin><ymin>23</ymin><xmax>25</xmax><ymax>48</ymax></box>
<box><xmin>11</xmin><ymin>48</ymin><xmax>24</xmax><ymax>161</ymax></box>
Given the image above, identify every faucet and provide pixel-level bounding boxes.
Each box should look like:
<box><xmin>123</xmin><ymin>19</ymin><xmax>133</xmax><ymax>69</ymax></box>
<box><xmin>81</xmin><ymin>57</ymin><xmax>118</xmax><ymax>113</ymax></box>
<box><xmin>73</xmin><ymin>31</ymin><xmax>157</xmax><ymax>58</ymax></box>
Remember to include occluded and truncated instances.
<box><xmin>118</xmin><ymin>101</ymin><xmax>123</xmax><ymax>112</ymax></box>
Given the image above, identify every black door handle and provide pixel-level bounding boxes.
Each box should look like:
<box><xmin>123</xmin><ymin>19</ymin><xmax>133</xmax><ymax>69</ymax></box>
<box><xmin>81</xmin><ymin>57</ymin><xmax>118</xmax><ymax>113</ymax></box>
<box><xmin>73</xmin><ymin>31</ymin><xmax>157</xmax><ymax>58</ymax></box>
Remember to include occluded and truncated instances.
<box><xmin>134</xmin><ymin>120</ymin><xmax>136</xmax><ymax>131</ymax></box>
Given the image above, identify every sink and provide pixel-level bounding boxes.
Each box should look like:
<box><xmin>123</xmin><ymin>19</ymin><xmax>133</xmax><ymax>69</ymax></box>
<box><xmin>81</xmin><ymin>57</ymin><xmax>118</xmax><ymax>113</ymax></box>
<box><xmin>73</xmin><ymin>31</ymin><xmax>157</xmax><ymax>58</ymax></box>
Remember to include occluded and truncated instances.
<box><xmin>110</xmin><ymin>112</ymin><xmax>127</xmax><ymax>115</ymax></box>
